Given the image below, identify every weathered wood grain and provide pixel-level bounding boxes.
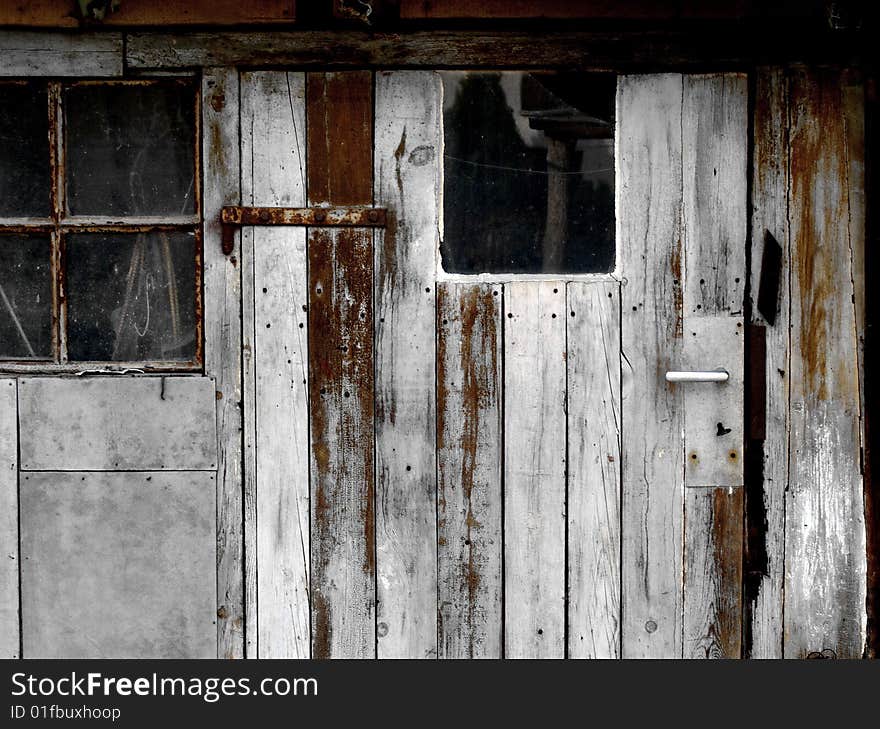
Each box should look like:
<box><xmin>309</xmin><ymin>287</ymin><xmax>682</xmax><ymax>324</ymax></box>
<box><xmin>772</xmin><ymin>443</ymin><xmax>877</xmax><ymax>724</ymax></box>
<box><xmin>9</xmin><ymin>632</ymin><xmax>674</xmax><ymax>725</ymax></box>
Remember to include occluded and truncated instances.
<box><xmin>785</xmin><ymin>67</ymin><xmax>867</xmax><ymax>659</ymax></box>
<box><xmin>21</xmin><ymin>471</ymin><xmax>216</xmax><ymax>658</ymax></box>
<box><xmin>309</xmin><ymin>228</ymin><xmax>375</xmax><ymax>659</ymax></box>
<box><xmin>680</xmin><ymin>73</ymin><xmax>747</xmax><ymax>660</ymax></box>
<box><xmin>17</xmin><ymin>377</ymin><xmax>217</xmax><ymax>471</ymax></box>
<box><xmin>0</xmin><ymin>380</ymin><xmax>18</xmax><ymax>659</ymax></box>
<box><xmin>307</xmin><ymin>71</ymin><xmax>373</xmax><ymax>207</ymax></box>
<box><xmin>202</xmin><ymin>68</ymin><xmax>244</xmax><ymax>659</ymax></box>
<box><xmin>374</xmin><ymin>70</ymin><xmax>440</xmax><ymax>659</ymax></box>
<box><xmin>504</xmin><ymin>281</ymin><xmax>566</xmax><ymax>658</ymax></box>
<box><xmin>437</xmin><ymin>283</ymin><xmax>503</xmax><ymax>659</ymax></box>
<box><xmin>747</xmin><ymin>66</ymin><xmax>789</xmax><ymax>659</ymax></box>
<box><xmin>567</xmin><ymin>282</ymin><xmax>621</xmax><ymax>659</ymax></box>
<box><xmin>618</xmin><ymin>73</ymin><xmax>684</xmax><ymax>658</ymax></box>
<box><xmin>240</xmin><ymin>71</ymin><xmax>310</xmax><ymax>658</ymax></box>
<box><xmin>684</xmin><ymin>486</ymin><xmax>744</xmax><ymax>658</ymax></box>
<box><xmin>0</xmin><ymin>32</ymin><xmax>122</xmax><ymax>76</ymax></box>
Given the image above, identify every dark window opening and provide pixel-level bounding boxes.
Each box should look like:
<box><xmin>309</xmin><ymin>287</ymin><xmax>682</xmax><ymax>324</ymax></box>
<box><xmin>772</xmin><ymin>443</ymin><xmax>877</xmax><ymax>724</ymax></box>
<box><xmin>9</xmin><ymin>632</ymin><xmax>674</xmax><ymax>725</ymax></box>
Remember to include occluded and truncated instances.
<box><xmin>441</xmin><ymin>71</ymin><xmax>615</xmax><ymax>275</ymax></box>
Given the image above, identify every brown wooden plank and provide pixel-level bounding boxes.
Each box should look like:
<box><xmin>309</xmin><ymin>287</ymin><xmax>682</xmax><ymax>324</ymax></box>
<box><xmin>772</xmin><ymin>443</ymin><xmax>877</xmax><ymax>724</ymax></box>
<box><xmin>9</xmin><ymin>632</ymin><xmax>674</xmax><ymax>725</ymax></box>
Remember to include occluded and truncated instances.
<box><xmin>399</xmin><ymin>0</ymin><xmax>748</xmax><ymax>19</ymax></box>
<box><xmin>307</xmin><ymin>71</ymin><xmax>373</xmax><ymax>207</ymax></box>
<box><xmin>308</xmin><ymin>228</ymin><xmax>375</xmax><ymax>659</ymax></box>
<box><xmin>0</xmin><ymin>0</ymin><xmax>295</xmax><ymax>27</ymax></box>
<box><xmin>437</xmin><ymin>283</ymin><xmax>503</xmax><ymax>659</ymax></box>
<box><xmin>785</xmin><ymin>67</ymin><xmax>866</xmax><ymax>659</ymax></box>
<box><xmin>747</xmin><ymin>66</ymin><xmax>789</xmax><ymax>659</ymax></box>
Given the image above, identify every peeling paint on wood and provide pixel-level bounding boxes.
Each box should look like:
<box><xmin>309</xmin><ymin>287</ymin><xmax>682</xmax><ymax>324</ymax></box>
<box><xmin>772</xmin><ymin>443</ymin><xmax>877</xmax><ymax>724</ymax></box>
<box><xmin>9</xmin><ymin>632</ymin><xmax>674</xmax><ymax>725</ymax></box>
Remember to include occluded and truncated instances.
<box><xmin>0</xmin><ymin>380</ymin><xmax>18</xmax><ymax>659</ymax></box>
<box><xmin>618</xmin><ymin>73</ymin><xmax>685</xmax><ymax>658</ymax></box>
<box><xmin>567</xmin><ymin>282</ymin><xmax>621</xmax><ymax>659</ymax></box>
<box><xmin>747</xmin><ymin>66</ymin><xmax>789</xmax><ymax>659</ymax></box>
<box><xmin>202</xmin><ymin>68</ymin><xmax>244</xmax><ymax>660</ymax></box>
<box><xmin>504</xmin><ymin>281</ymin><xmax>566</xmax><ymax>658</ymax></box>
<box><xmin>240</xmin><ymin>70</ymin><xmax>310</xmax><ymax>659</ymax></box>
<box><xmin>374</xmin><ymin>71</ymin><xmax>440</xmax><ymax>659</ymax></box>
<box><xmin>437</xmin><ymin>283</ymin><xmax>502</xmax><ymax>659</ymax></box>
<box><xmin>785</xmin><ymin>67</ymin><xmax>867</xmax><ymax>659</ymax></box>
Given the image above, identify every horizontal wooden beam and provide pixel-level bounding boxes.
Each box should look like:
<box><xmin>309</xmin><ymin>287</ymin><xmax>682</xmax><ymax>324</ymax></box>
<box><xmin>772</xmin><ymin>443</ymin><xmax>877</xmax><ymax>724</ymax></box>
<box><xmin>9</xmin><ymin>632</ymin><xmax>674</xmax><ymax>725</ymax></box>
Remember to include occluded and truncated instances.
<box><xmin>0</xmin><ymin>31</ymin><xmax>122</xmax><ymax>76</ymax></box>
<box><xmin>126</xmin><ymin>28</ymin><xmax>869</xmax><ymax>71</ymax></box>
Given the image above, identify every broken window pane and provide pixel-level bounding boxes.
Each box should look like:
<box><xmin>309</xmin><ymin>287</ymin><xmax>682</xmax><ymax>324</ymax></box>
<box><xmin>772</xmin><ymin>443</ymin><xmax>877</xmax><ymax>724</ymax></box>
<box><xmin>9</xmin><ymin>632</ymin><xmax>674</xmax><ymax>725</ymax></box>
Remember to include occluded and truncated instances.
<box><xmin>441</xmin><ymin>72</ymin><xmax>615</xmax><ymax>274</ymax></box>
<box><xmin>64</xmin><ymin>84</ymin><xmax>196</xmax><ymax>217</ymax></box>
<box><xmin>0</xmin><ymin>235</ymin><xmax>52</xmax><ymax>359</ymax></box>
<box><xmin>66</xmin><ymin>232</ymin><xmax>197</xmax><ymax>362</ymax></box>
<box><xmin>0</xmin><ymin>84</ymin><xmax>51</xmax><ymax>218</ymax></box>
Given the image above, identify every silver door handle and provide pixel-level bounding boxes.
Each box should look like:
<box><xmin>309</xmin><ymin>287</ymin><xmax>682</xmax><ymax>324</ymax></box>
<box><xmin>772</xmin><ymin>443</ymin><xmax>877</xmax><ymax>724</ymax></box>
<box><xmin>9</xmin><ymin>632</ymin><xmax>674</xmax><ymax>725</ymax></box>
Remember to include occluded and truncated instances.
<box><xmin>665</xmin><ymin>369</ymin><xmax>729</xmax><ymax>383</ymax></box>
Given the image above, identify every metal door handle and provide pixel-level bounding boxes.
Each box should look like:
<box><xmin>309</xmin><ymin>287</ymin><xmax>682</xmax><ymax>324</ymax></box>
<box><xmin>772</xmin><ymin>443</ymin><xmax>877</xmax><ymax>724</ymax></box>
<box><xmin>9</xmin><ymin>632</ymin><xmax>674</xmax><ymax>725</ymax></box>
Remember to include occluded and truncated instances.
<box><xmin>665</xmin><ymin>369</ymin><xmax>729</xmax><ymax>383</ymax></box>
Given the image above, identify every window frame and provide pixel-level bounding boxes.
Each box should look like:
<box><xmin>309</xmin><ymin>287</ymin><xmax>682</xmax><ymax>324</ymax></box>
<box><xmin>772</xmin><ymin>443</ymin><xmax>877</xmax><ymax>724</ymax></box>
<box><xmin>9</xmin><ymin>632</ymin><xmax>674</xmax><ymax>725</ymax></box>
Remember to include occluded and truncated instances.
<box><xmin>0</xmin><ymin>77</ymin><xmax>203</xmax><ymax>373</ymax></box>
<box><xmin>435</xmin><ymin>69</ymin><xmax>622</xmax><ymax>284</ymax></box>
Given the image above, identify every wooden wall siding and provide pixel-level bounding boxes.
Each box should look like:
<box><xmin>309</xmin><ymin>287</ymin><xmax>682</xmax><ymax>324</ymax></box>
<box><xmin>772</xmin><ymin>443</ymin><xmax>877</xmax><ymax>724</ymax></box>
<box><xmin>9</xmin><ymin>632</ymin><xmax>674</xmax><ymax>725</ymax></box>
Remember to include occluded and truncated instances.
<box><xmin>567</xmin><ymin>282</ymin><xmax>622</xmax><ymax>659</ymax></box>
<box><xmin>437</xmin><ymin>283</ymin><xmax>503</xmax><ymax>659</ymax></box>
<box><xmin>17</xmin><ymin>378</ymin><xmax>217</xmax><ymax>471</ymax></box>
<box><xmin>0</xmin><ymin>0</ymin><xmax>295</xmax><ymax>27</ymax></box>
<box><xmin>307</xmin><ymin>70</ymin><xmax>375</xmax><ymax>659</ymax></box>
<box><xmin>0</xmin><ymin>32</ymin><xmax>122</xmax><ymax>76</ymax></box>
<box><xmin>0</xmin><ymin>381</ymin><xmax>18</xmax><ymax>658</ymax></box>
<box><xmin>240</xmin><ymin>71</ymin><xmax>310</xmax><ymax>658</ymax></box>
<box><xmin>374</xmin><ymin>71</ymin><xmax>440</xmax><ymax>658</ymax></box>
<box><xmin>504</xmin><ymin>281</ymin><xmax>567</xmax><ymax>658</ymax></box>
<box><xmin>202</xmin><ymin>68</ymin><xmax>244</xmax><ymax>659</ymax></box>
<box><xmin>618</xmin><ymin>73</ymin><xmax>685</xmax><ymax>658</ymax></box>
<box><xmin>748</xmin><ymin>67</ymin><xmax>789</xmax><ymax>658</ymax></box>
<box><xmin>681</xmin><ymin>74</ymin><xmax>748</xmax><ymax>659</ymax></box>
<box><xmin>785</xmin><ymin>67</ymin><xmax>867</xmax><ymax>659</ymax></box>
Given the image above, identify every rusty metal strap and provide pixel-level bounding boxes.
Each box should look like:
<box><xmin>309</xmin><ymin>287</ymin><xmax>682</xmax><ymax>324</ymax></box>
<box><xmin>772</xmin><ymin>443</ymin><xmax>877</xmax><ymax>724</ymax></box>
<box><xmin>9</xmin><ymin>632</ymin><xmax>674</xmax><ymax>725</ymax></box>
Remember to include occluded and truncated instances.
<box><xmin>220</xmin><ymin>206</ymin><xmax>387</xmax><ymax>254</ymax></box>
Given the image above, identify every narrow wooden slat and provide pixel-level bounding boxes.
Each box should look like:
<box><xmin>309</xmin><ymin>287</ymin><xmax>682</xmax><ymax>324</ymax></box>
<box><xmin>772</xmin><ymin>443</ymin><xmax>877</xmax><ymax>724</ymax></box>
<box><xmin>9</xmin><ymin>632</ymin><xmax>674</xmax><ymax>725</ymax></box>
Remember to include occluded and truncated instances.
<box><xmin>306</xmin><ymin>71</ymin><xmax>373</xmax><ymax>207</ymax></box>
<box><xmin>0</xmin><ymin>380</ymin><xmax>18</xmax><ymax>658</ymax></box>
<box><xmin>618</xmin><ymin>73</ymin><xmax>684</xmax><ymax>658</ymax></box>
<box><xmin>437</xmin><ymin>283</ymin><xmax>503</xmax><ymax>659</ymax></box>
<box><xmin>747</xmin><ymin>66</ymin><xmax>789</xmax><ymax>659</ymax></box>
<box><xmin>0</xmin><ymin>32</ymin><xmax>122</xmax><ymax>76</ymax></box>
<box><xmin>240</xmin><ymin>71</ymin><xmax>310</xmax><ymax>658</ymax></box>
<box><xmin>374</xmin><ymin>71</ymin><xmax>440</xmax><ymax>658</ymax></box>
<box><xmin>681</xmin><ymin>73</ymin><xmax>748</xmax><ymax>660</ymax></box>
<box><xmin>785</xmin><ymin>67</ymin><xmax>867</xmax><ymax>659</ymax></box>
<box><xmin>684</xmin><ymin>487</ymin><xmax>744</xmax><ymax>658</ymax></box>
<box><xmin>567</xmin><ymin>282</ymin><xmax>621</xmax><ymax>659</ymax></box>
<box><xmin>202</xmin><ymin>68</ymin><xmax>243</xmax><ymax>659</ymax></box>
<box><xmin>308</xmin><ymin>228</ymin><xmax>375</xmax><ymax>659</ymax></box>
<box><xmin>504</xmin><ymin>281</ymin><xmax>566</xmax><ymax>658</ymax></box>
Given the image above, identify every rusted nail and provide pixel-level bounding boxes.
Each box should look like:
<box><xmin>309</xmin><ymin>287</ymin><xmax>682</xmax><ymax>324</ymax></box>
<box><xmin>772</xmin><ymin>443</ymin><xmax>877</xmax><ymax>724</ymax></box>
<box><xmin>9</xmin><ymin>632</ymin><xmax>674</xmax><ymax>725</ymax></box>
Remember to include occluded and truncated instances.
<box><xmin>368</xmin><ymin>209</ymin><xmax>379</xmax><ymax>223</ymax></box>
<box><xmin>259</xmin><ymin>210</ymin><xmax>270</xmax><ymax>222</ymax></box>
<box><xmin>221</xmin><ymin>224</ymin><xmax>235</xmax><ymax>255</ymax></box>
<box><xmin>314</xmin><ymin>210</ymin><xmax>326</xmax><ymax>223</ymax></box>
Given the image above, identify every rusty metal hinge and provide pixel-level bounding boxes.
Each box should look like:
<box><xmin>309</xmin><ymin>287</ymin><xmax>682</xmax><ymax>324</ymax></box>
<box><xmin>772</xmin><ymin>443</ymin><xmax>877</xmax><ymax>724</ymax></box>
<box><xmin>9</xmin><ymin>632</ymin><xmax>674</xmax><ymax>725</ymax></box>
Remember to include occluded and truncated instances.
<box><xmin>220</xmin><ymin>206</ymin><xmax>387</xmax><ymax>255</ymax></box>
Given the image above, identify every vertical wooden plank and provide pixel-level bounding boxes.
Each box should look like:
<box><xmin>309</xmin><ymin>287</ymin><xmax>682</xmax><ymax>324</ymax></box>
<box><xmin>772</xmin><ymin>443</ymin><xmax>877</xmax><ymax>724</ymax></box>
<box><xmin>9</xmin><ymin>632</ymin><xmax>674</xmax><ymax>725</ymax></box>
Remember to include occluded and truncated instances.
<box><xmin>618</xmin><ymin>73</ymin><xmax>684</xmax><ymax>658</ymax></box>
<box><xmin>504</xmin><ymin>281</ymin><xmax>566</xmax><ymax>658</ymax></box>
<box><xmin>567</xmin><ymin>282</ymin><xmax>621</xmax><ymax>659</ymax></box>
<box><xmin>786</xmin><ymin>67</ymin><xmax>867</xmax><ymax>659</ymax></box>
<box><xmin>202</xmin><ymin>68</ymin><xmax>243</xmax><ymax>659</ymax></box>
<box><xmin>307</xmin><ymin>71</ymin><xmax>373</xmax><ymax>206</ymax></box>
<box><xmin>307</xmin><ymin>70</ymin><xmax>375</xmax><ymax>658</ymax></box>
<box><xmin>308</xmin><ymin>229</ymin><xmax>375</xmax><ymax>659</ymax></box>
<box><xmin>373</xmin><ymin>70</ymin><xmax>440</xmax><ymax>659</ymax></box>
<box><xmin>437</xmin><ymin>283</ymin><xmax>503</xmax><ymax>659</ymax></box>
<box><xmin>681</xmin><ymin>73</ymin><xmax>748</xmax><ymax>660</ymax></box>
<box><xmin>241</xmin><ymin>71</ymin><xmax>310</xmax><ymax>658</ymax></box>
<box><xmin>0</xmin><ymin>380</ymin><xmax>18</xmax><ymax>659</ymax></box>
<box><xmin>747</xmin><ymin>66</ymin><xmax>789</xmax><ymax>659</ymax></box>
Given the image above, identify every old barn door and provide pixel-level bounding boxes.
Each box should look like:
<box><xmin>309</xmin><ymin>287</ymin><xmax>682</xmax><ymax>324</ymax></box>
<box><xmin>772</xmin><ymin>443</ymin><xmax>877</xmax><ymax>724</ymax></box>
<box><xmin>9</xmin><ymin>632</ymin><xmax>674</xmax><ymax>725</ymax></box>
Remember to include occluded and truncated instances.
<box><xmin>619</xmin><ymin>74</ymin><xmax>747</xmax><ymax>658</ymax></box>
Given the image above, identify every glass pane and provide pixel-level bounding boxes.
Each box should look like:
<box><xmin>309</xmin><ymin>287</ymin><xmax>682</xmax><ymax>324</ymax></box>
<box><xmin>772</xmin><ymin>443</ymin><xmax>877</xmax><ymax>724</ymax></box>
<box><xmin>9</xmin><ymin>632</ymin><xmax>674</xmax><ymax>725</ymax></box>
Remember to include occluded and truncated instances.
<box><xmin>64</xmin><ymin>84</ymin><xmax>196</xmax><ymax>217</ymax></box>
<box><xmin>441</xmin><ymin>72</ymin><xmax>615</xmax><ymax>274</ymax></box>
<box><xmin>0</xmin><ymin>84</ymin><xmax>51</xmax><ymax>217</ymax></box>
<box><xmin>0</xmin><ymin>235</ymin><xmax>53</xmax><ymax>359</ymax></box>
<box><xmin>66</xmin><ymin>231</ymin><xmax>197</xmax><ymax>362</ymax></box>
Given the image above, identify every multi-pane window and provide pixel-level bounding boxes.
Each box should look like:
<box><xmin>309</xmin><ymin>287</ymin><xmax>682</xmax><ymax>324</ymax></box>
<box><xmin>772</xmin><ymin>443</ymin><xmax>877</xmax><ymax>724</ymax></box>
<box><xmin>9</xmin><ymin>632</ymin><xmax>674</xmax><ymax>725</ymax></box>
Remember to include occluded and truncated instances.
<box><xmin>441</xmin><ymin>71</ymin><xmax>615</xmax><ymax>275</ymax></box>
<box><xmin>0</xmin><ymin>80</ymin><xmax>200</xmax><ymax>368</ymax></box>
